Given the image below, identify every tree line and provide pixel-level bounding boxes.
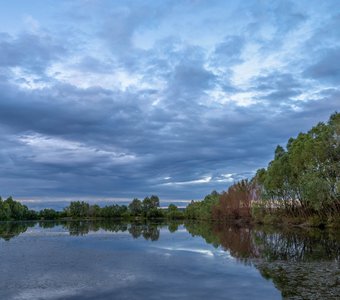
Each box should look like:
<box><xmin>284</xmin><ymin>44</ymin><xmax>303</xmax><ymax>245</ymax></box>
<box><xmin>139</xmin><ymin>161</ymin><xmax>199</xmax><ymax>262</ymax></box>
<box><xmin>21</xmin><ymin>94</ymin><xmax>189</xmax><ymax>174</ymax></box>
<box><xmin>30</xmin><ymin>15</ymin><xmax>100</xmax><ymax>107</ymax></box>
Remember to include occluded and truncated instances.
<box><xmin>0</xmin><ymin>195</ymin><xmax>185</xmax><ymax>221</ymax></box>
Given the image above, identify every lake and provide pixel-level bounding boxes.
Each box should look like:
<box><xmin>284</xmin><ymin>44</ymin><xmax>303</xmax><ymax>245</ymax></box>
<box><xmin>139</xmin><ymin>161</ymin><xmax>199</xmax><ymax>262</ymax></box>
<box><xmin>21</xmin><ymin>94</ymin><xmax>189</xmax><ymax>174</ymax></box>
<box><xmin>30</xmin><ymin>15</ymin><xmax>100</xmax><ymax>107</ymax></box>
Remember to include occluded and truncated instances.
<box><xmin>0</xmin><ymin>221</ymin><xmax>339</xmax><ymax>300</ymax></box>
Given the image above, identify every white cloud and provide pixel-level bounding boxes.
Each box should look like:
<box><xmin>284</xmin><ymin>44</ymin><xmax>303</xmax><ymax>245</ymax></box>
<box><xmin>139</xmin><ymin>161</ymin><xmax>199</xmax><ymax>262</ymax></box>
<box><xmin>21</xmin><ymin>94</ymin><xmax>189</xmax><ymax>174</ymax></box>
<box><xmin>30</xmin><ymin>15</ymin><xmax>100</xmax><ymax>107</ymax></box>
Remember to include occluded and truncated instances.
<box><xmin>156</xmin><ymin>246</ymin><xmax>214</xmax><ymax>257</ymax></box>
<box><xmin>19</xmin><ymin>133</ymin><xmax>137</xmax><ymax>166</ymax></box>
<box><xmin>161</xmin><ymin>176</ymin><xmax>212</xmax><ymax>186</ymax></box>
<box><xmin>215</xmin><ymin>173</ymin><xmax>234</xmax><ymax>183</ymax></box>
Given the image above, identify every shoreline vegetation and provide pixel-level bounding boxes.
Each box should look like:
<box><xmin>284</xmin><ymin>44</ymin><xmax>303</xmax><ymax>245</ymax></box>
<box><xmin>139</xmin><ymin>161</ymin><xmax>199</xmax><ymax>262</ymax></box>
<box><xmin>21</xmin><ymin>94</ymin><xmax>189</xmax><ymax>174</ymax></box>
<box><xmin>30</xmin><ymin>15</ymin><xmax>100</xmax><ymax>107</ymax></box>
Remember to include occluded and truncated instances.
<box><xmin>1</xmin><ymin>112</ymin><xmax>339</xmax><ymax>227</ymax></box>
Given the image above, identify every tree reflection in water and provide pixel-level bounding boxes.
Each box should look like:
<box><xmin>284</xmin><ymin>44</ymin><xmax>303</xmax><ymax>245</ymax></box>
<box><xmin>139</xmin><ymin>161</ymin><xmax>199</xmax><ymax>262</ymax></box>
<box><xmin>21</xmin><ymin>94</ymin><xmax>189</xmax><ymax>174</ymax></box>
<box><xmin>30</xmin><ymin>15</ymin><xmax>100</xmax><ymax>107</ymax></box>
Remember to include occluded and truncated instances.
<box><xmin>1</xmin><ymin>220</ymin><xmax>339</xmax><ymax>298</ymax></box>
<box><xmin>185</xmin><ymin>221</ymin><xmax>340</xmax><ymax>300</ymax></box>
<box><xmin>0</xmin><ymin>221</ymin><xmax>35</xmax><ymax>241</ymax></box>
<box><xmin>0</xmin><ymin>220</ymin><xmax>165</xmax><ymax>242</ymax></box>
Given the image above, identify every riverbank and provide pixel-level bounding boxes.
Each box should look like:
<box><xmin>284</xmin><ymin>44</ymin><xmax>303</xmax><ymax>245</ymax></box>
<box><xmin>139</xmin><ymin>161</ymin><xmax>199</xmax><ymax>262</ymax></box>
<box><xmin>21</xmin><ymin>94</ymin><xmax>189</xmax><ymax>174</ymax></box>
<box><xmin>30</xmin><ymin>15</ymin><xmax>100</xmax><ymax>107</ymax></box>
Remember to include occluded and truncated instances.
<box><xmin>252</xmin><ymin>213</ymin><xmax>340</xmax><ymax>229</ymax></box>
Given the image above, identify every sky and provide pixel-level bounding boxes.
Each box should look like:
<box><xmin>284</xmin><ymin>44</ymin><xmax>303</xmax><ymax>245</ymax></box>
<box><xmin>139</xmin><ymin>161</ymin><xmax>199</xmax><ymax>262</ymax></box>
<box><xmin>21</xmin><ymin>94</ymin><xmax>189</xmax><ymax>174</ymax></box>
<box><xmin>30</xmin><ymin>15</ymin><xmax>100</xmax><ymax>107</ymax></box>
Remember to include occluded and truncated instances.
<box><xmin>0</xmin><ymin>0</ymin><xmax>339</xmax><ymax>205</ymax></box>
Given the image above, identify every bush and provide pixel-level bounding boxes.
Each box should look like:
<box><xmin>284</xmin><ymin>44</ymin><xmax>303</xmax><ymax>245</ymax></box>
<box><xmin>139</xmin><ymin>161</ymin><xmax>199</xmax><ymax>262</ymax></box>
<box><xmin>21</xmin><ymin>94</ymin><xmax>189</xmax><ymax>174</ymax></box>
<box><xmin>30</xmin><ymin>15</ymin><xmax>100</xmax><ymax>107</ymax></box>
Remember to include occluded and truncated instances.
<box><xmin>262</xmin><ymin>214</ymin><xmax>282</xmax><ymax>225</ymax></box>
<box><xmin>306</xmin><ymin>215</ymin><xmax>326</xmax><ymax>227</ymax></box>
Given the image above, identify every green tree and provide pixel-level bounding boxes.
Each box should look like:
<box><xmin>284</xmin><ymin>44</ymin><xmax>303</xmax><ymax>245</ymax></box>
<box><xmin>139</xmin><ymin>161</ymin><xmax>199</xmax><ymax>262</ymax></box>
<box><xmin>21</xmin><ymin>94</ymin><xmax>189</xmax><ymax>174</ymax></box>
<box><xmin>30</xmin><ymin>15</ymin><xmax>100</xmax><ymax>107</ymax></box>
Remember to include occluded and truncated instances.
<box><xmin>66</xmin><ymin>201</ymin><xmax>90</xmax><ymax>218</ymax></box>
<box><xmin>40</xmin><ymin>208</ymin><xmax>59</xmax><ymax>220</ymax></box>
<box><xmin>128</xmin><ymin>198</ymin><xmax>143</xmax><ymax>216</ymax></box>
<box><xmin>167</xmin><ymin>204</ymin><xmax>183</xmax><ymax>219</ymax></box>
<box><xmin>254</xmin><ymin>112</ymin><xmax>340</xmax><ymax>219</ymax></box>
<box><xmin>0</xmin><ymin>198</ymin><xmax>11</xmax><ymax>221</ymax></box>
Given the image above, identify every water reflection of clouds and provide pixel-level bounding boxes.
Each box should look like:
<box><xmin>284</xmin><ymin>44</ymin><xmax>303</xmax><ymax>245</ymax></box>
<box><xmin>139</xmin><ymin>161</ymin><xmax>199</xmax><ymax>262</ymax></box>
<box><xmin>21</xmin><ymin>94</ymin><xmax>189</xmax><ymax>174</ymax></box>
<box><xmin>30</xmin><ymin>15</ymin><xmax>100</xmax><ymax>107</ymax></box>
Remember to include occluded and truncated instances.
<box><xmin>13</xmin><ymin>271</ymin><xmax>139</xmax><ymax>300</ymax></box>
<box><xmin>14</xmin><ymin>287</ymin><xmax>82</xmax><ymax>300</ymax></box>
<box><xmin>215</xmin><ymin>249</ymin><xmax>235</xmax><ymax>260</ymax></box>
<box><xmin>155</xmin><ymin>245</ymin><xmax>239</xmax><ymax>259</ymax></box>
<box><xmin>158</xmin><ymin>246</ymin><xmax>215</xmax><ymax>257</ymax></box>
<box><xmin>3</xmin><ymin>221</ymin><xmax>337</xmax><ymax>299</ymax></box>
<box><xmin>0</xmin><ymin>222</ymin><xmax>282</xmax><ymax>300</ymax></box>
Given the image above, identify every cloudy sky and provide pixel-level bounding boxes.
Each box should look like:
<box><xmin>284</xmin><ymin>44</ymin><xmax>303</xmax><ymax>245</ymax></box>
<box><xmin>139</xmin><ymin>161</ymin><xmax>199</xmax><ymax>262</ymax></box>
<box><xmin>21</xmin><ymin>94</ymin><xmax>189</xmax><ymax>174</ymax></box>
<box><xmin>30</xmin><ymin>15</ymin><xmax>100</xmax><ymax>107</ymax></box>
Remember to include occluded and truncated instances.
<box><xmin>0</xmin><ymin>0</ymin><xmax>339</xmax><ymax>203</ymax></box>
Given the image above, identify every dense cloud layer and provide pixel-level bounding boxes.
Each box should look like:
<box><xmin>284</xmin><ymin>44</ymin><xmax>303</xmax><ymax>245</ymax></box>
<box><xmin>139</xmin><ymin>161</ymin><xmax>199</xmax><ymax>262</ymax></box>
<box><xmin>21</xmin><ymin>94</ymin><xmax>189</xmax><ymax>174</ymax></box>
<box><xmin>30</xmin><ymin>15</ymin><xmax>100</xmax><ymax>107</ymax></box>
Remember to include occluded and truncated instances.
<box><xmin>0</xmin><ymin>0</ymin><xmax>339</xmax><ymax>202</ymax></box>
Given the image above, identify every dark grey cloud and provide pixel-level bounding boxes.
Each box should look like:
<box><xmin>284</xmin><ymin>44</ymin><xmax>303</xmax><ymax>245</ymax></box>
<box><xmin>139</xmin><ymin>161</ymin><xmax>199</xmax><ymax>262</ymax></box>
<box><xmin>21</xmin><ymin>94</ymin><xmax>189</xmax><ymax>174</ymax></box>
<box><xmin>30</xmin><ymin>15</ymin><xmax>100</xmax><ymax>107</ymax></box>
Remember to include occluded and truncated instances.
<box><xmin>168</xmin><ymin>62</ymin><xmax>216</xmax><ymax>100</ymax></box>
<box><xmin>271</xmin><ymin>1</ymin><xmax>307</xmax><ymax>34</ymax></box>
<box><xmin>250</xmin><ymin>71</ymin><xmax>303</xmax><ymax>103</ymax></box>
<box><xmin>253</xmin><ymin>72</ymin><xmax>301</xmax><ymax>92</ymax></box>
<box><xmin>304</xmin><ymin>13</ymin><xmax>340</xmax><ymax>50</ymax></box>
<box><xmin>0</xmin><ymin>0</ymin><xmax>338</xmax><ymax>203</ymax></box>
<box><xmin>244</xmin><ymin>0</ymin><xmax>307</xmax><ymax>43</ymax></box>
<box><xmin>303</xmin><ymin>47</ymin><xmax>340</xmax><ymax>84</ymax></box>
<box><xmin>0</xmin><ymin>74</ymin><xmax>336</xmax><ymax>200</ymax></box>
<box><xmin>72</xmin><ymin>56</ymin><xmax>115</xmax><ymax>74</ymax></box>
<box><xmin>0</xmin><ymin>32</ymin><xmax>65</xmax><ymax>74</ymax></box>
<box><xmin>99</xmin><ymin>0</ymin><xmax>175</xmax><ymax>72</ymax></box>
<box><xmin>212</xmin><ymin>35</ymin><xmax>245</xmax><ymax>66</ymax></box>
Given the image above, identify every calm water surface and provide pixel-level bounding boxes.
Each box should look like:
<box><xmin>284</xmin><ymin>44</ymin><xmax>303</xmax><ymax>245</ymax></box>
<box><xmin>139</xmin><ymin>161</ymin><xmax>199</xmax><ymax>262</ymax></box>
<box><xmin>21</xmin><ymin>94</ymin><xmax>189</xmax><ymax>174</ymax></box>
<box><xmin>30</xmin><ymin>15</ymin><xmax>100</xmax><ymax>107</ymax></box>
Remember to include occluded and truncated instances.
<box><xmin>0</xmin><ymin>221</ymin><xmax>339</xmax><ymax>300</ymax></box>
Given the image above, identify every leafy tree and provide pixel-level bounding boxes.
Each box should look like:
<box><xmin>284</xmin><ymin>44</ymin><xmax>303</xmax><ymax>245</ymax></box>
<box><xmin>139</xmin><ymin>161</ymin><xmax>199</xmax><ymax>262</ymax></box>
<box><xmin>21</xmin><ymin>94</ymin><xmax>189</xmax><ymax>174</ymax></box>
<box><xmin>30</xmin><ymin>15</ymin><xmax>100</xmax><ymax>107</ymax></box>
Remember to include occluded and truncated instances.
<box><xmin>89</xmin><ymin>204</ymin><xmax>101</xmax><ymax>218</ymax></box>
<box><xmin>142</xmin><ymin>195</ymin><xmax>160</xmax><ymax>212</ymax></box>
<box><xmin>128</xmin><ymin>198</ymin><xmax>143</xmax><ymax>216</ymax></box>
<box><xmin>150</xmin><ymin>195</ymin><xmax>160</xmax><ymax>208</ymax></box>
<box><xmin>167</xmin><ymin>204</ymin><xmax>183</xmax><ymax>219</ymax></box>
<box><xmin>0</xmin><ymin>199</ymin><xmax>11</xmax><ymax>221</ymax></box>
<box><xmin>40</xmin><ymin>208</ymin><xmax>59</xmax><ymax>220</ymax></box>
<box><xmin>66</xmin><ymin>201</ymin><xmax>90</xmax><ymax>218</ymax></box>
<box><xmin>253</xmin><ymin>112</ymin><xmax>340</xmax><ymax>220</ymax></box>
<box><xmin>185</xmin><ymin>191</ymin><xmax>220</xmax><ymax>220</ymax></box>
